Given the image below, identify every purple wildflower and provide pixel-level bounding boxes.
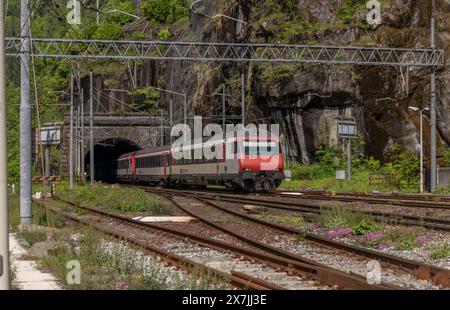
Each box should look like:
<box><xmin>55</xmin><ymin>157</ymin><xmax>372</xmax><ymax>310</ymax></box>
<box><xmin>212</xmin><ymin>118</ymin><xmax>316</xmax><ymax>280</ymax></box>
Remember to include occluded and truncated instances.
<box><xmin>40</xmin><ymin>268</ymin><xmax>51</xmax><ymax>274</ymax></box>
<box><xmin>415</xmin><ymin>235</ymin><xmax>435</xmax><ymax>246</ymax></box>
<box><xmin>361</xmin><ymin>232</ymin><xmax>384</xmax><ymax>242</ymax></box>
<box><xmin>324</xmin><ymin>227</ymin><xmax>352</xmax><ymax>239</ymax></box>
<box><xmin>115</xmin><ymin>281</ymin><xmax>129</xmax><ymax>290</ymax></box>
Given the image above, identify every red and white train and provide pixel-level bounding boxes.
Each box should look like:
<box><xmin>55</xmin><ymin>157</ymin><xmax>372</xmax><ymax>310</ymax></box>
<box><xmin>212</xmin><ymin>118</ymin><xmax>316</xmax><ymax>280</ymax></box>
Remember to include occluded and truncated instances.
<box><xmin>115</xmin><ymin>134</ymin><xmax>285</xmax><ymax>192</ymax></box>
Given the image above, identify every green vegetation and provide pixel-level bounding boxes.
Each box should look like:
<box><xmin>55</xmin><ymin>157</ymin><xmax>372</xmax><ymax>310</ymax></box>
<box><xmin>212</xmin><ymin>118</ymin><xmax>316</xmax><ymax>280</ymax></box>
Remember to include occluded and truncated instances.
<box><xmin>283</xmin><ymin>142</ymin><xmax>420</xmax><ymax>193</ymax></box>
<box><xmin>128</xmin><ymin>87</ymin><xmax>161</xmax><ymax>112</ymax></box>
<box><xmin>361</xmin><ymin>227</ymin><xmax>420</xmax><ymax>250</ymax></box>
<box><xmin>60</xmin><ymin>184</ymin><xmax>174</xmax><ymax>215</ymax></box>
<box><xmin>336</xmin><ymin>0</ymin><xmax>367</xmax><ymax>24</ymax></box>
<box><xmin>258</xmin><ymin>212</ymin><xmax>308</xmax><ymax>229</ymax></box>
<box><xmin>16</xmin><ymin>229</ymin><xmax>48</xmax><ymax>248</ymax></box>
<box><xmin>93</xmin><ymin>23</ymin><xmax>124</xmax><ymax>40</ymax></box>
<box><xmin>40</xmin><ymin>229</ymin><xmax>228</xmax><ymax>290</ymax></box>
<box><xmin>142</xmin><ymin>0</ymin><xmax>189</xmax><ymax>24</ymax></box>
<box><xmin>259</xmin><ymin>63</ymin><xmax>301</xmax><ymax>87</ymax></box>
<box><xmin>352</xmin><ymin>219</ymin><xmax>380</xmax><ymax>236</ymax></box>
<box><xmin>5</xmin><ymin>0</ymin><xmax>191</xmax><ymax>179</ymax></box>
<box><xmin>441</xmin><ymin>147</ymin><xmax>450</xmax><ymax>167</ymax></box>
<box><xmin>428</xmin><ymin>244</ymin><xmax>450</xmax><ymax>260</ymax></box>
<box><xmin>319</xmin><ymin>206</ymin><xmax>380</xmax><ymax>235</ymax></box>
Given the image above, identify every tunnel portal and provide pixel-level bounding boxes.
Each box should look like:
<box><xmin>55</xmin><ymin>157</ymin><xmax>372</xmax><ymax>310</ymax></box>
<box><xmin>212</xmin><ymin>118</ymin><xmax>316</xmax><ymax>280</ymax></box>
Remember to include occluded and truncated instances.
<box><xmin>85</xmin><ymin>138</ymin><xmax>142</xmax><ymax>182</ymax></box>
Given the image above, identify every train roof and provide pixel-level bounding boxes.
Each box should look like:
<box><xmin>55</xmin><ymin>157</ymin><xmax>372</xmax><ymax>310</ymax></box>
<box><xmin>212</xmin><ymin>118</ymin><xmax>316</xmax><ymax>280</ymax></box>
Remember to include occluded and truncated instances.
<box><xmin>118</xmin><ymin>146</ymin><xmax>171</xmax><ymax>160</ymax></box>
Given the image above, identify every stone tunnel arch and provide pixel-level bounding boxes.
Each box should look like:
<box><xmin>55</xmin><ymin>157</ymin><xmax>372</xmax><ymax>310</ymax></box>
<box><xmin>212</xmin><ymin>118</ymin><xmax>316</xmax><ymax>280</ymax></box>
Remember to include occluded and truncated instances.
<box><xmin>85</xmin><ymin>138</ymin><xmax>142</xmax><ymax>182</ymax></box>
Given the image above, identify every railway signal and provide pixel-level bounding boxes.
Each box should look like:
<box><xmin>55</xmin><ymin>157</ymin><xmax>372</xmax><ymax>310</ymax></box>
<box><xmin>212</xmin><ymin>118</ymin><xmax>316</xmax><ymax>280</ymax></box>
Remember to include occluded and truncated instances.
<box><xmin>336</xmin><ymin>117</ymin><xmax>358</xmax><ymax>180</ymax></box>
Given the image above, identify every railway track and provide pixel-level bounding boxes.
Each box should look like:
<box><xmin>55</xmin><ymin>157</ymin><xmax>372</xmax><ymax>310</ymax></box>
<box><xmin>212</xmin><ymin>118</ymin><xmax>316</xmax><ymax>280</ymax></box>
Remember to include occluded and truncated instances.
<box><xmin>284</xmin><ymin>191</ymin><xmax>450</xmax><ymax>211</ymax></box>
<box><xmin>33</xmin><ymin>200</ymin><xmax>286</xmax><ymax>290</ymax></box>
<box><xmin>142</xmin><ymin>187</ymin><xmax>450</xmax><ymax>232</ymax></box>
<box><xmin>48</xmin><ymin>196</ymin><xmax>400</xmax><ymax>290</ymax></box>
<box><xmin>140</xmin><ymin>187</ymin><xmax>450</xmax><ymax>288</ymax></box>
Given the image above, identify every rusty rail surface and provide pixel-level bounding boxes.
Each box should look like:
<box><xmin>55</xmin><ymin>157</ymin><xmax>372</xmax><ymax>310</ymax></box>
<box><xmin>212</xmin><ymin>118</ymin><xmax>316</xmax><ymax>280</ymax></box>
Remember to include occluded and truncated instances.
<box><xmin>137</xmin><ymin>187</ymin><xmax>450</xmax><ymax>232</ymax></box>
<box><xmin>143</xmin><ymin>188</ymin><xmax>450</xmax><ymax>288</ymax></box>
<box><xmin>51</xmin><ymin>196</ymin><xmax>395</xmax><ymax>290</ymax></box>
<box><xmin>33</xmin><ymin>200</ymin><xmax>282</xmax><ymax>291</ymax></box>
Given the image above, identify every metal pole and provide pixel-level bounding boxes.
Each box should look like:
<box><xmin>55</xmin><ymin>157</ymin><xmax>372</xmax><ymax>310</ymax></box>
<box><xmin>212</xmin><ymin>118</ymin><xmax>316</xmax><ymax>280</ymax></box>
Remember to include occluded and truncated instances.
<box><xmin>160</xmin><ymin>110</ymin><xmax>163</xmax><ymax>147</ymax></box>
<box><xmin>222</xmin><ymin>85</ymin><xmax>226</xmax><ymax>130</ymax></box>
<box><xmin>69</xmin><ymin>75</ymin><xmax>74</xmax><ymax>190</ymax></box>
<box><xmin>96</xmin><ymin>0</ymin><xmax>100</xmax><ymax>24</ymax></box>
<box><xmin>0</xmin><ymin>0</ymin><xmax>11</xmax><ymax>289</ymax></box>
<box><xmin>183</xmin><ymin>94</ymin><xmax>187</xmax><ymax>125</ymax></box>
<box><xmin>20</xmin><ymin>0</ymin><xmax>31</xmax><ymax>224</ymax></box>
<box><xmin>169</xmin><ymin>99</ymin><xmax>173</xmax><ymax>144</ymax></box>
<box><xmin>241</xmin><ymin>69</ymin><xmax>245</xmax><ymax>126</ymax></box>
<box><xmin>75</xmin><ymin>105</ymin><xmax>79</xmax><ymax>177</ymax></box>
<box><xmin>80</xmin><ymin>89</ymin><xmax>84</xmax><ymax>179</ymax></box>
<box><xmin>44</xmin><ymin>145</ymin><xmax>50</xmax><ymax>177</ymax></box>
<box><xmin>89</xmin><ymin>72</ymin><xmax>95</xmax><ymax>185</ymax></box>
<box><xmin>347</xmin><ymin>139</ymin><xmax>352</xmax><ymax>180</ymax></box>
<box><xmin>420</xmin><ymin>110</ymin><xmax>424</xmax><ymax>194</ymax></box>
<box><xmin>430</xmin><ymin>0</ymin><xmax>437</xmax><ymax>192</ymax></box>
<box><xmin>169</xmin><ymin>99</ymin><xmax>173</xmax><ymax>129</ymax></box>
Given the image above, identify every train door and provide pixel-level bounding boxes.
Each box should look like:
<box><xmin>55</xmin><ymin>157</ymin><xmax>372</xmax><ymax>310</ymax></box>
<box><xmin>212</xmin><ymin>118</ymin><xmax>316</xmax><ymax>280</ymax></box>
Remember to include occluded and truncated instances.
<box><xmin>130</xmin><ymin>155</ymin><xmax>136</xmax><ymax>180</ymax></box>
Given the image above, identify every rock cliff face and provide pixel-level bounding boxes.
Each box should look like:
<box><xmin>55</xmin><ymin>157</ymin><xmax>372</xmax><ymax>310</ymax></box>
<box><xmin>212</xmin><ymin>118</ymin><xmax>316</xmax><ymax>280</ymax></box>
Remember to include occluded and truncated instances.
<box><xmin>90</xmin><ymin>0</ymin><xmax>450</xmax><ymax>164</ymax></box>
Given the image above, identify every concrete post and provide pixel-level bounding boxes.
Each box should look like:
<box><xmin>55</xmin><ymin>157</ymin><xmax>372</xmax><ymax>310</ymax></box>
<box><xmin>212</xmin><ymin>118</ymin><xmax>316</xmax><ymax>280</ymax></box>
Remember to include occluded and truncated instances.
<box><xmin>44</xmin><ymin>145</ymin><xmax>50</xmax><ymax>177</ymax></box>
<box><xmin>80</xmin><ymin>89</ymin><xmax>85</xmax><ymax>179</ymax></box>
<box><xmin>430</xmin><ymin>0</ymin><xmax>437</xmax><ymax>192</ymax></box>
<box><xmin>20</xmin><ymin>0</ymin><xmax>32</xmax><ymax>224</ymax></box>
<box><xmin>69</xmin><ymin>75</ymin><xmax>74</xmax><ymax>191</ymax></box>
<box><xmin>222</xmin><ymin>85</ymin><xmax>226</xmax><ymax>131</ymax></box>
<box><xmin>89</xmin><ymin>72</ymin><xmax>95</xmax><ymax>185</ymax></box>
<box><xmin>347</xmin><ymin>139</ymin><xmax>352</xmax><ymax>180</ymax></box>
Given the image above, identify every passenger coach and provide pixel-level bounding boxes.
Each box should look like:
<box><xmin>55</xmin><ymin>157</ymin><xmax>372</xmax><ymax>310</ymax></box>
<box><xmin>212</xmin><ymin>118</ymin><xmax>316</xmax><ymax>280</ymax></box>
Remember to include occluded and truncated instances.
<box><xmin>115</xmin><ymin>135</ymin><xmax>285</xmax><ymax>192</ymax></box>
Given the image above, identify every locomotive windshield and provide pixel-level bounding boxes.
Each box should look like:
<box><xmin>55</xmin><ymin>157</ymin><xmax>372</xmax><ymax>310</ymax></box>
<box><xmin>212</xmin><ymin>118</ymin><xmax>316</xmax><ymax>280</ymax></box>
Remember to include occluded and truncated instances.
<box><xmin>242</xmin><ymin>141</ymin><xmax>280</xmax><ymax>156</ymax></box>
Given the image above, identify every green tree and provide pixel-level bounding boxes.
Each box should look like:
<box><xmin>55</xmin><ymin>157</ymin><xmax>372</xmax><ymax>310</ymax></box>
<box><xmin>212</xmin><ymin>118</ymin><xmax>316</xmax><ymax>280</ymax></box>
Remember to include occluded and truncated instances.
<box><xmin>441</xmin><ymin>147</ymin><xmax>450</xmax><ymax>167</ymax></box>
<box><xmin>104</xmin><ymin>0</ymin><xmax>136</xmax><ymax>25</ymax></box>
<box><xmin>142</xmin><ymin>0</ymin><xmax>188</xmax><ymax>23</ymax></box>
<box><xmin>129</xmin><ymin>87</ymin><xmax>160</xmax><ymax>112</ymax></box>
<box><xmin>93</xmin><ymin>23</ymin><xmax>124</xmax><ymax>41</ymax></box>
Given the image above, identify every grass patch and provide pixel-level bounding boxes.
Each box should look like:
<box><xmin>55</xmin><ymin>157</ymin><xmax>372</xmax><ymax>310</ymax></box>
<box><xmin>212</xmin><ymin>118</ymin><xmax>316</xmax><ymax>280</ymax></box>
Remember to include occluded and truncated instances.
<box><xmin>258</xmin><ymin>211</ymin><xmax>308</xmax><ymax>229</ymax></box>
<box><xmin>378</xmin><ymin>227</ymin><xmax>419</xmax><ymax>251</ymax></box>
<box><xmin>16</xmin><ymin>229</ymin><xmax>48</xmax><ymax>248</ymax></box>
<box><xmin>59</xmin><ymin>183</ymin><xmax>174</xmax><ymax>215</ymax></box>
<box><xmin>428</xmin><ymin>244</ymin><xmax>450</xmax><ymax>260</ymax></box>
<box><xmin>319</xmin><ymin>206</ymin><xmax>381</xmax><ymax>236</ymax></box>
<box><xmin>280</xmin><ymin>174</ymin><xmax>420</xmax><ymax>193</ymax></box>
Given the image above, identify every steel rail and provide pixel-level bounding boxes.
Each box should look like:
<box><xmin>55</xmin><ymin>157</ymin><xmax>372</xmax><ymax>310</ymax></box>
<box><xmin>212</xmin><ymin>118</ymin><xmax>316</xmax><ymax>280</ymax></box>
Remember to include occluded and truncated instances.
<box><xmin>33</xmin><ymin>200</ymin><xmax>282</xmax><ymax>290</ymax></box>
<box><xmin>298</xmin><ymin>194</ymin><xmax>450</xmax><ymax>211</ymax></box>
<box><xmin>146</xmin><ymin>193</ymin><xmax>399</xmax><ymax>290</ymax></box>
<box><xmin>54</xmin><ymin>196</ymin><xmax>395</xmax><ymax>290</ymax></box>
<box><xmin>136</xmin><ymin>187</ymin><xmax>450</xmax><ymax>232</ymax></box>
<box><xmin>143</xmin><ymin>188</ymin><xmax>450</xmax><ymax>287</ymax></box>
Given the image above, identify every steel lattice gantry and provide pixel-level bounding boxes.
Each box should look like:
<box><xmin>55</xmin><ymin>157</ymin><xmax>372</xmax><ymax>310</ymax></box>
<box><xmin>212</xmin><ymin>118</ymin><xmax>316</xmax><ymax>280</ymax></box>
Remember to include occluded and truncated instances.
<box><xmin>4</xmin><ymin>38</ymin><xmax>445</xmax><ymax>67</ymax></box>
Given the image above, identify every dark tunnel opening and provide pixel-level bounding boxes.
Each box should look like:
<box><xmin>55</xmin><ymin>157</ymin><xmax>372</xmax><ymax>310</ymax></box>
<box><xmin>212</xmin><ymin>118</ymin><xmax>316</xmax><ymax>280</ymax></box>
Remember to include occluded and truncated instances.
<box><xmin>85</xmin><ymin>138</ymin><xmax>142</xmax><ymax>182</ymax></box>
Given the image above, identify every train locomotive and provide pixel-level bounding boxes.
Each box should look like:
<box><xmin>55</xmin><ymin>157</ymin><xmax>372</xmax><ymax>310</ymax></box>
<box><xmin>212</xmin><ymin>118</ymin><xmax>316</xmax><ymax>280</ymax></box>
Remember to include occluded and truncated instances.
<box><xmin>115</xmin><ymin>134</ymin><xmax>285</xmax><ymax>192</ymax></box>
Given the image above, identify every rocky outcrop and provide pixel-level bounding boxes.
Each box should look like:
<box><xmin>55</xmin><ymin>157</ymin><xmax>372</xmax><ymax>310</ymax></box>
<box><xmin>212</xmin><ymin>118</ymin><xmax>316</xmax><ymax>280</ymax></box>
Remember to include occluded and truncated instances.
<box><xmin>87</xmin><ymin>0</ymin><xmax>450</xmax><ymax>164</ymax></box>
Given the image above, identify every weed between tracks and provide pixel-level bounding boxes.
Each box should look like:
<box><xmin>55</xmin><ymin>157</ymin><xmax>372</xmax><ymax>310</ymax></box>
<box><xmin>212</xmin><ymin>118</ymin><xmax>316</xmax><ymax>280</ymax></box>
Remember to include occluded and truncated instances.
<box><xmin>428</xmin><ymin>244</ymin><xmax>450</xmax><ymax>260</ymax></box>
<box><xmin>39</xmin><ymin>228</ymin><xmax>228</xmax><ymax>290</ymax></box>
<box><xmin>258</xmin><ymin>211</ymin><xmax>309</xmax><ymax>229</ymax></box>
<box><xmin>13</xmin><ymin>194</ymin><xmax>229</xmax><ymax>290</ymax></box>
<box><xmin>59</xmin><ymin>183</ymin><xmax>174</xmax><ymax>215</ymax></box>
